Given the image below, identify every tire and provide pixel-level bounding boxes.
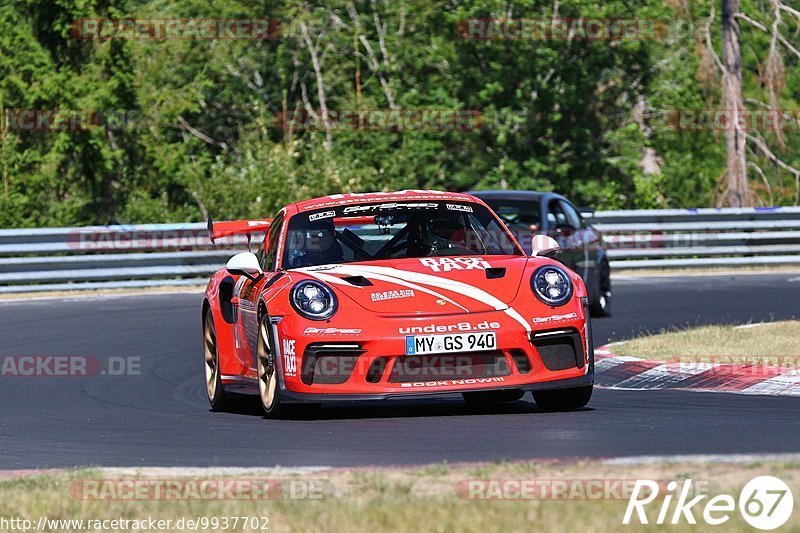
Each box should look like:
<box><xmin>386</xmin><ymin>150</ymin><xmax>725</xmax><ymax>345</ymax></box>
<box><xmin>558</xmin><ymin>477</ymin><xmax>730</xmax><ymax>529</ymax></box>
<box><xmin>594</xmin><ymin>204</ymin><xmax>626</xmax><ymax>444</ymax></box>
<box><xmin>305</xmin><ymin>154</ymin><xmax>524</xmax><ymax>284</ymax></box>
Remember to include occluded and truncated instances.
<box><xmin>590</xmin><ymin>260</ymin><xmax>612</xmax><ymax>317</ymax></box>
<box><xmin>257</xmin><ymin>315</ymin><xmax>287</xmax><ymax>418</ymax></box>
<box><xmin>532</xmin><ymin>385</ymin><xmax>593</xmax><ymax>412</ymax></box>
<box><xmin>462</xmin><ymin>389</ymin><xmax>525</xmax><ymax>406</ymax></box>
<box><xmin>203</xmin><ymin>309</ymin><xmax>234</xmax><ymax>411</ymax></box>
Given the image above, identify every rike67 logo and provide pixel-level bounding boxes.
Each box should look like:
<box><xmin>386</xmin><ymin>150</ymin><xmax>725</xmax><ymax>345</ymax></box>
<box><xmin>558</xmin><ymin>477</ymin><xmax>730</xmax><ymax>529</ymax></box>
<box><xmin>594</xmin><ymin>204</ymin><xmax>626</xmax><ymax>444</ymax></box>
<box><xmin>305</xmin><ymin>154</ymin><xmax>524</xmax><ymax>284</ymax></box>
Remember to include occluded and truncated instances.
<box><xmin>623</xmin><ymin>476</ymin><xmax>794</xmax><ymax>530</ymax></box>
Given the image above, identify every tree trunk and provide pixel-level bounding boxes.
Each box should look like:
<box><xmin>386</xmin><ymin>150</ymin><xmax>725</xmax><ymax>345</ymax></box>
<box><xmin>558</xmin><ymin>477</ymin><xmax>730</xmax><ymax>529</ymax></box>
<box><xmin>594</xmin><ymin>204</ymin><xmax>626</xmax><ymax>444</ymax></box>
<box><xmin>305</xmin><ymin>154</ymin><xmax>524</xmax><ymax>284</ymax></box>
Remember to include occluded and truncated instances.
<box><xmin>721</xmin><ymin>0</ymin><xmax>749</xmax><ymax>206</ymax></box>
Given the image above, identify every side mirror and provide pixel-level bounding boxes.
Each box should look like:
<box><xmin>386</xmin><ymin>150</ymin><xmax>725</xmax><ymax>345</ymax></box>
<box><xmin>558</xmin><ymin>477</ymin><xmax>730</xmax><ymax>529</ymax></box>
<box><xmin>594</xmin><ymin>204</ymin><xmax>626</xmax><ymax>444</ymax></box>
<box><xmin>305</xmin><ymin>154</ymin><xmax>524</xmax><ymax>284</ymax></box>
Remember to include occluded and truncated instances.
<box><xmin>226</xmin><ymin>252</ymin><xmax>263</xmax><ymax>280</ymax></box>
<box><xmin>531</xmin><ymin>235</ymin><xmax>560</xmax><ymax>258</ymax></box>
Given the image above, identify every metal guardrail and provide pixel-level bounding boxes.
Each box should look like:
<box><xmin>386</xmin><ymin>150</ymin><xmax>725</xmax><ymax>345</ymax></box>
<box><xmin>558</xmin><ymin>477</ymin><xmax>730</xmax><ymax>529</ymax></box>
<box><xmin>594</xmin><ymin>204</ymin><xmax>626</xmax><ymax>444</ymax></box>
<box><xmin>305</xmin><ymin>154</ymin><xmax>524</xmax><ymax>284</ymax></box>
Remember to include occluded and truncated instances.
<box><xmin>0</xmin><ymin>207</ymin><xmax>799</xmax><ymax>292</ymax></box>
<box><xmin>588</xmin><ymin>206</ymin><xmax>800</xmax><ymax>270</ymax></box>
<box><xmin>0</xmin><ymin>223</ymin><xmax>232</xmax><ymax>293</ymax></box>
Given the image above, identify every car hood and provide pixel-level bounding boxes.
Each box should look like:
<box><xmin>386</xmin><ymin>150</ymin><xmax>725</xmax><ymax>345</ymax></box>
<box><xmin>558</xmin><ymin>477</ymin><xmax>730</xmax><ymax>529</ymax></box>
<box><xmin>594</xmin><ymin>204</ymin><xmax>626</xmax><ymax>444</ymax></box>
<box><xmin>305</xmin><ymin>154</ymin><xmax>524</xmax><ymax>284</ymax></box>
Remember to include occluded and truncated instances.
<box><xmin>292</xmin><ymin>256</ymin><xmax>530</xmax><ymax>316</ymax></box>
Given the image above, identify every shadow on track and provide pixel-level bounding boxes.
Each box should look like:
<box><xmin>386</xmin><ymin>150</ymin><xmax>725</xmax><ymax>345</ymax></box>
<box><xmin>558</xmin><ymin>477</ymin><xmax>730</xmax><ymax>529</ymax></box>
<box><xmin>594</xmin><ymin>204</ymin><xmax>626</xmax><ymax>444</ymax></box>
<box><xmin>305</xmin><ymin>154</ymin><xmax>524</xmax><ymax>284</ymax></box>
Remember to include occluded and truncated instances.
<box><xmin>212</xmin><ymin>394</ymin><xmax>594</xmax><ymax>421</ymax></box>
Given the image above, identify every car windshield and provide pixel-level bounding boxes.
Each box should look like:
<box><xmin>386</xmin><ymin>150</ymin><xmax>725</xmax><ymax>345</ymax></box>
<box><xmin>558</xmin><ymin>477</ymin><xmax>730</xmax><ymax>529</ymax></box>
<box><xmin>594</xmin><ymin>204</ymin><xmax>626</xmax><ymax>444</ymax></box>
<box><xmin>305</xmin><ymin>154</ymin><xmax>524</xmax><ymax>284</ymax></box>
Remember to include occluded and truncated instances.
<box><xmin>480</xmin><ymin>199</ymin><xmax>542</xmax><ymax>230</ymax></box>
<box><xmin>477</xmin><ymin>199</ymin><xmax>543</xmax><ymax>255</ymax></box>
<box><xmin>282</xmin><ymin>201</ymin><xmax>523</xmax><ymax>269</ymax></box>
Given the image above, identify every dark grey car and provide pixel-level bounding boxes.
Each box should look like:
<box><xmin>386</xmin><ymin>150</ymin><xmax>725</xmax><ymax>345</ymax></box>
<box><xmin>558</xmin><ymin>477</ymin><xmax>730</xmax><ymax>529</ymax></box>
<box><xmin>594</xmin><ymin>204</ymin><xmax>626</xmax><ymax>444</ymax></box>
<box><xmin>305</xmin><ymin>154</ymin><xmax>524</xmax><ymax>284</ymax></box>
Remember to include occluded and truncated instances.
<box><xmin>471</xmin><ymin>190</ymin><xmax>612</xmax><ymax>317</ymax></box>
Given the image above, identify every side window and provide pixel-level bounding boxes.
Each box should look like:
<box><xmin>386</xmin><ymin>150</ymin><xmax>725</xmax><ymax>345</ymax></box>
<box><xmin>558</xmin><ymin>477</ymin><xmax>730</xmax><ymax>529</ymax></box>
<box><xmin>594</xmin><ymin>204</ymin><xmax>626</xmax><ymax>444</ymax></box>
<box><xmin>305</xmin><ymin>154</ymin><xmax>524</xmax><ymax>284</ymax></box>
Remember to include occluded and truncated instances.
<box><xmin>256</xmin><ymin>242</ymin><xmax>266</xmax><ymax>266</ymax></box>
<box><xmin>560</xmin><ymin>200</ymin><xmax>584</xmax><ymax>229</ymax></box>
<box><xmin>263</xmin><ymin>214</ymin><xmax>284</xmax><ymax>271</ymax></box>
<box><xmin>547</xmin><ymin>200</ymin><xmax>571</xmax><ymax>227</ymax></box>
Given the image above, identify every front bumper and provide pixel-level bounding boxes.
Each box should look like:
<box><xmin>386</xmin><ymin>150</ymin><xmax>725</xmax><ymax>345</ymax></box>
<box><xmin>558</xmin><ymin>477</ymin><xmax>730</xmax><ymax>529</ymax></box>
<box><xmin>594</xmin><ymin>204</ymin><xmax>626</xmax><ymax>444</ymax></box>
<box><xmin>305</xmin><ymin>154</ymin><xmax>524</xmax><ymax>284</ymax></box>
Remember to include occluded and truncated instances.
<box><xmin>271</xmin><ymin>298</ymin><xmax>595</xmax><ymax>403</ymax></box>
<box><xmin>280</xmin><ymin>372</ymin><xmax>593</xmax><ymax>403</ymax></box>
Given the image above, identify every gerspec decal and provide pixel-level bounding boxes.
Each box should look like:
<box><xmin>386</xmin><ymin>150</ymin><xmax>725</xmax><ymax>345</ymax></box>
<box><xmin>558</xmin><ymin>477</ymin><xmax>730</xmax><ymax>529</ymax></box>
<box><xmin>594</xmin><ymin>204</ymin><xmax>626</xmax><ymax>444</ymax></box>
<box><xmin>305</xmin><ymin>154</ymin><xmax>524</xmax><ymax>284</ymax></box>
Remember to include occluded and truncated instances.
<box><xmin>399</xmin><ymin>320</ymin><xmax>500</xmax><ymax>335</ymax></box>
<box><xmin>282</xmin><ymin>339</ymin><xmax>297</xmax><ymax>376</ymax></box>
<box><xmin>532</xmin><ymin>312</ymin><xmax>578</xmax><ymax>324</ymax></box>
<box><xmin>303</xmin><ymin>327</ymin><xmax>362</xmax><ymax>335</ymax></box>
<box><xmin>370</xmin><ymin>289</ymin><xmax>415</xmax><ymax>302</ymax></box>
<box><xmin>342</xmin><ymin>202</ymin><xmax>438</xmax><ymax>214</ymax></box>
<box><xmin>446</xmin><ymin>203</ymin><xmax>473</xmax><ymax>213</ymax></box>
<box><xmin>400</xmin><ymin>377</ymin><xmax>505</xmax><ymax>388</ymax></box>
<box><xmin>306</xmin><ymin>265</ymin><xmax>339</xmax><ymax>271</ymax></box>
<box><xmin>309</xmin><ymin>210</ymin><xmax>335</xmax><ymax>221</ymax></box>
<box><xmin>418</xmin><ymin>257</ymin><xmax>491</xmax><ymax>272</ymax></box>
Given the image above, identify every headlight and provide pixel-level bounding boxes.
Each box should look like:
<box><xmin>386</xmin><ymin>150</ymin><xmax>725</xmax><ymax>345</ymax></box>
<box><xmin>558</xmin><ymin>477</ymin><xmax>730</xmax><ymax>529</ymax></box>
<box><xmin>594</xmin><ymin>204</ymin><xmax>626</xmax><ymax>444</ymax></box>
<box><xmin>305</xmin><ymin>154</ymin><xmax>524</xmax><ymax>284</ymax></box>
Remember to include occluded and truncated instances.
<box><xmin>291</xmin><ymin>280</ymin><xmax>338</xmax><ymax>320</ymax></box>
<box><xmin>531</xmin><ymin>266</ymin><xmax>573</xmax><ymax>306</ymax></box>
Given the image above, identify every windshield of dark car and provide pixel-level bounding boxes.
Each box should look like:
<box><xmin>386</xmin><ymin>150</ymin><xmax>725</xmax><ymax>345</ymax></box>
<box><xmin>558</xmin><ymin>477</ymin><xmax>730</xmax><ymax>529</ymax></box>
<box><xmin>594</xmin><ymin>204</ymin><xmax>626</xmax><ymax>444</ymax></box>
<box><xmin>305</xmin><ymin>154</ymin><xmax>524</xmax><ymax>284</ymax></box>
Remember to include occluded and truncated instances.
<box><xmin>480</xmin><ymin>199</ymin><xmax>542</xmax><ymax>229</ymax></box>
<box><xmin>282</xmin><ymin>201</ymin><xmax>522</xmax><ymax>269</ymax></box>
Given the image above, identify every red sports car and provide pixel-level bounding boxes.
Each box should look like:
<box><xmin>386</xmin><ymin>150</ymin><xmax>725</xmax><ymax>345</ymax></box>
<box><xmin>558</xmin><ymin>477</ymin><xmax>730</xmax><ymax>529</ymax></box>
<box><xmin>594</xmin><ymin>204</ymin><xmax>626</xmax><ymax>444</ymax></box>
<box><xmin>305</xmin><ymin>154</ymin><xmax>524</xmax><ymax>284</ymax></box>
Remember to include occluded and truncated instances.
<box><xmin>202</xmin><ymin>190</ymin><xmax>594</xmax><ymax>418</ymax></box>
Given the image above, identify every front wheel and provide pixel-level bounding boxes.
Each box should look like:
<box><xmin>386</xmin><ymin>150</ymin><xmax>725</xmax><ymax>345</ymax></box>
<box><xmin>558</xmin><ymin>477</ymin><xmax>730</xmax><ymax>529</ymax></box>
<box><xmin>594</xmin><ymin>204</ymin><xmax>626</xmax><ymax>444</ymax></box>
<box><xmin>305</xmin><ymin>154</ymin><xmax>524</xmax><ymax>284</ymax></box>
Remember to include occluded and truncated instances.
<box><xmin>257</xmin><ymin>315</ymin><xmax>286</xmax><ymax>418</ymax></box>
<box><xmin>462</xmin><ymin>389</ymin><xmax>525</xmax><ymax>406</ymax></box>
<box><xmin>532</xmin><ymin>385</ymin><xmax>592</xmax><ymax>412</ymax></box>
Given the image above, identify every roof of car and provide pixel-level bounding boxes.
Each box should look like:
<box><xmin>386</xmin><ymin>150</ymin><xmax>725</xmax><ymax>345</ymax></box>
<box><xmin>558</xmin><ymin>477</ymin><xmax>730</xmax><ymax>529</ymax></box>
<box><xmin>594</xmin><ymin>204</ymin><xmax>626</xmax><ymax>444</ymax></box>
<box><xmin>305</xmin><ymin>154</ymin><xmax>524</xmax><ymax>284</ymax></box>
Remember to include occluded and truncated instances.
<box><xmin>293</xmin><ymin>190</ymin><xmax>479</xmax><ymax>212</ymax></box>
<box><xmin>469</xmin><ymin>189</ymin><xmax>554</xmax><ymax>201</ymax></box>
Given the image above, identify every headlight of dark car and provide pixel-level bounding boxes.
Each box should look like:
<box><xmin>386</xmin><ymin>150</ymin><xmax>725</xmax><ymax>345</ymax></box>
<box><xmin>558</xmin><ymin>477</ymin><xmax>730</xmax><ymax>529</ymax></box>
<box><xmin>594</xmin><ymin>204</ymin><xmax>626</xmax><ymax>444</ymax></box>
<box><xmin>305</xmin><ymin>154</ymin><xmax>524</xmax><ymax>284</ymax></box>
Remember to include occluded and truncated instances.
<box><xmin>531</xmin><ymin>266</ymin><xmax>573</xmax><ymax>306</ymax></box>
<box><xmin>291</xmin><ymin>280</ymin><xmax>338</xmax><ymax>320</ymax></box>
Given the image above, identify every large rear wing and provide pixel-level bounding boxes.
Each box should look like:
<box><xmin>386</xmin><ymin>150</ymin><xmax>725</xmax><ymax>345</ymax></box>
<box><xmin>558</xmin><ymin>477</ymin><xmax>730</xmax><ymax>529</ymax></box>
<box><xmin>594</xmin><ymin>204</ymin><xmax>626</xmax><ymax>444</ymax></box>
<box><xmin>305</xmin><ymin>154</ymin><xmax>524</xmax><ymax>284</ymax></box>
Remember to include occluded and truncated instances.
<box><xmin>207</xmin><ymin>218</ymin><xmax>272</xmax><ymax>244</ymax></box>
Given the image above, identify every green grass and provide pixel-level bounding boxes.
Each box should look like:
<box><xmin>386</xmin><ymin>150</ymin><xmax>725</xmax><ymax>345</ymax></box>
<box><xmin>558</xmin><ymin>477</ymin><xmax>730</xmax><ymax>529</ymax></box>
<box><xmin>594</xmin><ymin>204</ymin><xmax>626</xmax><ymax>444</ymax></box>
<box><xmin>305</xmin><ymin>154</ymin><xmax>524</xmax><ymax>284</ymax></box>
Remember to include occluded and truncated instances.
<box><xmin>612</xmin><ymin>321</ymin><xmax>800</xmax><ymax>364</ymax></box>
<box><xmin>2</xmin><ymin>460</ymin><xmax>799</xmax><ymax>532</ymax></box>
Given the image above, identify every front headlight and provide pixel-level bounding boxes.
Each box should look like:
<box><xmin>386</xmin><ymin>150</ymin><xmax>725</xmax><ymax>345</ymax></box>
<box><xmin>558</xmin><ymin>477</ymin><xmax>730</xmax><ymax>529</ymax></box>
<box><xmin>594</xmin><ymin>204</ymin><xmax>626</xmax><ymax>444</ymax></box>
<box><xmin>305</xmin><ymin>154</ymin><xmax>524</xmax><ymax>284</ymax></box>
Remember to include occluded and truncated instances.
<box><xmin>531</xmin><ymin>265</ymin><xmax>573</xmax><ymax>306</ymax></box>
<box><xmin>291</xmin><ymin>280</ymin><xmax>338</xmax><ymax>320</ymax></box>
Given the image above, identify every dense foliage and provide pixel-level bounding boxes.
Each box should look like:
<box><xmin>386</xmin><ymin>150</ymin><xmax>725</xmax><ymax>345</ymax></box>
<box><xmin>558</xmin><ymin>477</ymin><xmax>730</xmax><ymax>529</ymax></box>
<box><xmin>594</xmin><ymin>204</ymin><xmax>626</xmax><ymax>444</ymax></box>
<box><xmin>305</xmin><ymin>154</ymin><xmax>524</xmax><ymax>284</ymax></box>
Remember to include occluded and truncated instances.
<box><xmin>0</xmin><ymin>0</ymin><xmax>798</xmax><ymax>227</ymax></box>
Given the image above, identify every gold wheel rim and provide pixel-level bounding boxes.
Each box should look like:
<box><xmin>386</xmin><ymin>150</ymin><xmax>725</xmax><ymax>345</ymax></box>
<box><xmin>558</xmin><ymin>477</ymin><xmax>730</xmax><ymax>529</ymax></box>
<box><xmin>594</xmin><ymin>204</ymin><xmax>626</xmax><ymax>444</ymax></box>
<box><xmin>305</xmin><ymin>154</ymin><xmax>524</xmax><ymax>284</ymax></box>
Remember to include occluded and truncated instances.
<box><xmin>258</xmin><ymin>320</ymin><xmax>276</xmax><ymax>410</ymax></box>
<box><xmin>204</xmin><ymin>312</ymin><xmax>218</xmax><ymax>401</ymax></box>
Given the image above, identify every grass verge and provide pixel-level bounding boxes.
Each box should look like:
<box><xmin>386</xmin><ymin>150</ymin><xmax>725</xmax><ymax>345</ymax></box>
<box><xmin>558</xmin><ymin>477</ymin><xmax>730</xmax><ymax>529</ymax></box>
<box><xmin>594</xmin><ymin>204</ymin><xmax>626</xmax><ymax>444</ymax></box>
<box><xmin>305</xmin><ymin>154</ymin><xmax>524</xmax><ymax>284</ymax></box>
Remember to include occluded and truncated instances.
<box><xmin>1</xmin><ymin>460</ymin><xmax>799</xmax><ymax>532</ymax></box>
<box><xmin>612</xmin><ymin>320</ymin><xmax>800</xmax><ymax>364</ymax></box>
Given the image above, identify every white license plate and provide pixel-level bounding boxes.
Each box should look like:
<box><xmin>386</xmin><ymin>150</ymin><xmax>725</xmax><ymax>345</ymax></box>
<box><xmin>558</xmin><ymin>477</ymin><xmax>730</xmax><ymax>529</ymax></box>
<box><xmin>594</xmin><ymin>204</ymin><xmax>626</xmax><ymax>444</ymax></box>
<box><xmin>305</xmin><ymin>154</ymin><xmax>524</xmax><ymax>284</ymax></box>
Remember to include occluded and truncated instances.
<box><xmin>405</xmin><ymin>331</ymin><xmax>497</xmax><ymax>355</ymax></box>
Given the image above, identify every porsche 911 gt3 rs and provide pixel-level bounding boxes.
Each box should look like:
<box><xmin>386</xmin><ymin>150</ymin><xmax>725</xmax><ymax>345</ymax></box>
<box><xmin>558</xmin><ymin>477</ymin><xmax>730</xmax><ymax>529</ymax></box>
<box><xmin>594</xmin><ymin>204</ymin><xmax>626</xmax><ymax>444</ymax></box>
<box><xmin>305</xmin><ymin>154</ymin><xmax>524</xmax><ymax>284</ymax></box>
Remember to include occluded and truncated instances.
<box><xmin>202</xmin><ymin>190</ymin><xmax>594</xmax><ymax>418</ymax></box>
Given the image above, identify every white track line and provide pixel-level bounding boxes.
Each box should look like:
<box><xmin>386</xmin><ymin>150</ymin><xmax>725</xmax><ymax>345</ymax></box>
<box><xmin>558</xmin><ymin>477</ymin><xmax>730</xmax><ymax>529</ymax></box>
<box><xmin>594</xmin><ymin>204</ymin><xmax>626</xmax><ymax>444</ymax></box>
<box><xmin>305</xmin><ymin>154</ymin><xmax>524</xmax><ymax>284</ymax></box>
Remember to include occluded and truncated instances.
<box><xmin>98</xmin><ymin>466</ymin><xmax>332</xmax><ymax>477</ymax></box>
<box><xmin>604</xmin><ymin>453</ymin><xmax>800</xmax><ymax>465</ymax></box>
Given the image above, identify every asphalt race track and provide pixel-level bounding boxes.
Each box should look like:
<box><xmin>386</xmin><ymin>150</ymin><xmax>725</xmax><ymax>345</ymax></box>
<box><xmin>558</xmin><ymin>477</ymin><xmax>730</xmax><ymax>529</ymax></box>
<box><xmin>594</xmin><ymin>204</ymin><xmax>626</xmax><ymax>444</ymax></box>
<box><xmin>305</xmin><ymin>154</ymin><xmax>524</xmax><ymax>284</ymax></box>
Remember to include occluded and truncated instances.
<box><xmin>1</xmin><ymin>272</ymin><xmax>799</xmax><ymax>469</ymax></box>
